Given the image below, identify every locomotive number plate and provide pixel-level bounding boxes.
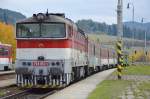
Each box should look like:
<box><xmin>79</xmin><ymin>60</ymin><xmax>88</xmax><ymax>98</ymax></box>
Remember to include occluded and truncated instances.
<box><xmin>32</xmin><ymin>61</ymin><xmax>49</xmax><ymax>66</ymax></box>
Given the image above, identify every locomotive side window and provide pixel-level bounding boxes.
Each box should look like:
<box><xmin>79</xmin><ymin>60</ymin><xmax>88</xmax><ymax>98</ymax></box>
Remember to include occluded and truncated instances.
<box><xmin>68</xmin><ymin>26</ymin><xmax>73</xmax><ymax>37</ymax></box>
<box><xmin>17</xmin><ymin>23</ymin><xmax>66</xmax><ymax>38</ymax></box>
<box><xmin>93</xmin><ymin>45</ymin><xmax>96</xmax><ymax>56</ymax></box>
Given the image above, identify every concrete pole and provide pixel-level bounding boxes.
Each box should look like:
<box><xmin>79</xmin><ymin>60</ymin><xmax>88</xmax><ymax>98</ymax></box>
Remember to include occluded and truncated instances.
<box><xmin>116</xmin><ymin>0</ymin><xmax>123</xmax><ymax>79</ymax></box>
<box><xmin>127</xmin><ymin>3</ymin><xmax>135</xmax><ymax>65</ymax></box>
<box><xmin>141</xmin><ymin>18</ymin><xmax>147</xmax><ymax>64</ymax></box>
<box><xmin>144</xmin><ymin>24</ymin><xmax>147</xmax><ymax>65</ymax></box>
<box><xmin>117</xmin><ymin>0</ymin><xmax>123</xmax><ymax>40</ymax></box>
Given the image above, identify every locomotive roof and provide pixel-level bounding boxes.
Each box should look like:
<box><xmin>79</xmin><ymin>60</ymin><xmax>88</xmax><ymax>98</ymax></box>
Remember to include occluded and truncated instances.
<box><xmin>17</xmin><ymin>13</ymin><xmax>86</xmax><ymax>36</ymax></box>
<box><xmin>17</xmin><ymin>13</ymin><xmax>76</xmax><ymax>26</ymax></box>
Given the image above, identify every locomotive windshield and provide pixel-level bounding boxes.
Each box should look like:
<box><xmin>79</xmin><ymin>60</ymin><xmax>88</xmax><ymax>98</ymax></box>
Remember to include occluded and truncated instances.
<box><xmin>16</xmin><ymin>23</ymin><xmax>66</xmax><ymax>38</ymax></box>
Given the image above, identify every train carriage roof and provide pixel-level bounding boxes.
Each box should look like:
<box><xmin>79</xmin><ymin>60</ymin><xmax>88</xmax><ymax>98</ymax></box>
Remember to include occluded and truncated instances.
<box><xmin>0</xmin><ymin>42</ymin><xmax>11</xmax><ymax>47</ymax></box>
<box><xmin>0</xmin><ymin>44</ymin><xmax>11</xmax><ymax>47</ymax></box>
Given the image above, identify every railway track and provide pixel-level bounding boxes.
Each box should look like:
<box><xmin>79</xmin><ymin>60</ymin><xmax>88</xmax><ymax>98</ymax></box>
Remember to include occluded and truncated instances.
<box><xmin>0</xmin><ymin>83</ymin><xmax>59</xmax><ymax>99</ymax></box>
<box><xmin>0</xmin><ymin>85</ymin><xmax>21</xmax><ymax>99</ymax></box>
<box><xmin>1</xmin><ymin>89</ymin><xmax>30</xmax><ymax>99</ymax></box>
<box><xmin>0</xmin><ymin>69</ymin><xmax>115</xmax><ymax>99</ymax></box>
<box><xmin>1</xmin><ymin>88</ymin><xmax>57</xmax><ymax>99</ymax></box>
<box><xmin>0</xmin><ymin>70</ymin><xmax>95</xmax><ymax>99</ymax></box>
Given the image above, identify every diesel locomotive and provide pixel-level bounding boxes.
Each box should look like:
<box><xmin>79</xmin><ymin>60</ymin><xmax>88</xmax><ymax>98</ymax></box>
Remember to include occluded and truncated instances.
<box><xmin>15</xmin><ymin>13</ymin><xmax>117</xmax><ymax>88</ymax></box>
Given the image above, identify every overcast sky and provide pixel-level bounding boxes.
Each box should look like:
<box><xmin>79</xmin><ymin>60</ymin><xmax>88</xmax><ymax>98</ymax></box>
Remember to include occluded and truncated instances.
<box><xmin>0</xmin><ymin>0</ymin><xmax>149</xmax><ymax>24</ymax></box>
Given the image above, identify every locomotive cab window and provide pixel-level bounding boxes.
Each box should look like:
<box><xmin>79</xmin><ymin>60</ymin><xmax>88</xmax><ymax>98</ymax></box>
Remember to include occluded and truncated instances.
<box><xmin>16</xmin><ymin>23</ymin><xmax>66</xmax><ymax>38</ymax></box>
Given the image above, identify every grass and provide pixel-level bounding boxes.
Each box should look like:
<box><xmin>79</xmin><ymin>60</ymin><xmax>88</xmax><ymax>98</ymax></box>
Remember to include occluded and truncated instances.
<box><xmin>88</xmin><ymin>80</ymin><xmax>131</xmax><ymax>99</ymax></box>
<box><xmin>0</xmin><ymin>91</ymin><xmax>5</xmax><ymax>97</ymax></box>
<box><xmin>88</xmin><ymin>65</ymin><xmax>150</xmax><ymax>99</ymax></box>
<box><xmin>112</xmin><ymin>65</ymin><xmax>150</xmax><ymax>76</ymax></box>
<box><xmin>122</xmin><ymin>65</ymin><xmax>150</xmax><ymax>75</ymax></box>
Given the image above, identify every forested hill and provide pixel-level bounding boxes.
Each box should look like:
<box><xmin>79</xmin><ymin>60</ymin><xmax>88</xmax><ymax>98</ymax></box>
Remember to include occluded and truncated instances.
<box><xmin>76</xmin><ymin>19</ymin><xmax>150</xmax><ymax>40</ymax></box>
<box><xmin>0</xmin><ymin>8</ymin><xmax>26</xmax><ymax>24</ymax></box>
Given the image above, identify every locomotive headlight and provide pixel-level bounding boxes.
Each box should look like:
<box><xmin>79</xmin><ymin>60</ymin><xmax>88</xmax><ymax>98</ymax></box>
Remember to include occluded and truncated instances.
<box><xmin>56</xmin><ymin>62</ymin><xmax>60</xmax><ymax>66</ymax></box>
<box><xmin>22</xmin><ymin>62</ymin><xmax>31</xmax><ymax>66</ymax></box>
<box><xmin>51</xmin><ymin>62</ymin><xmax>55</xmax><ymax>66</ymax></box>
<box><xmin>22</xmin><ymin>62</ymin><xmax>26</xmax><ymax>66</ymax></box>
<box><xmin>27</xmin><ymin>62</ymin><xmax>31</xmax><ymax>66</ymax></box>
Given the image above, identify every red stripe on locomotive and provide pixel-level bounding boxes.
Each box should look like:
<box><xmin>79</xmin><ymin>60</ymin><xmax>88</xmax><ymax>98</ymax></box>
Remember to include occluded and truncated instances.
<box><xmin>17</xmin><ymin>39</ymin><xmax>87</xmax><ymax>52</ymax></box>
<box><xmin>17</xmin><ymin>40</ymin><xmax>71</xmax><ymax>48</ymax></box>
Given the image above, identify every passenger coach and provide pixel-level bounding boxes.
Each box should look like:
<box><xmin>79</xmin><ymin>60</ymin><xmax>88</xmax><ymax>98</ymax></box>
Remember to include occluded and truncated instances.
<box><xmin>0</xmin><ymin>42</ymin><xmax>12</xmax><ymax>71</ymax></box>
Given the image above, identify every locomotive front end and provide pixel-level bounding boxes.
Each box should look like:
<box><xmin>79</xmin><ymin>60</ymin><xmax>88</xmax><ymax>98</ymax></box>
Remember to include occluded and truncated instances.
<box><xmin>15</xmin><ymin>13</ymin><xmax>72</xmax><ymax>88</ymax></box>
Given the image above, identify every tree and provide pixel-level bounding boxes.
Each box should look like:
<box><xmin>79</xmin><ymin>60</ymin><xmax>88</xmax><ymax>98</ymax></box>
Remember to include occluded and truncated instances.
<box><xmin>0</xmin><ymin>22</ymin><xmax>16</xmax><ymax>62</ymax></box>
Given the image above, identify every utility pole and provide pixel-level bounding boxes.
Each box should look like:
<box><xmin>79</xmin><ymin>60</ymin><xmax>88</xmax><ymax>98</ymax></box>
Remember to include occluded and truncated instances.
<box><xmin>117</xmin><ymin>0</ymin><xmax>123</xmax><ymax>39</ymax></box>
<box><xmin>116</xmin><ymin>0</ymin><xmax>123</xmax><ymax>80</ymax></box>
<box><xmin>141</xmin><ymin>18</ymin><xmax>147</xmax><ymax>65</ymax></box>
<box><xmin>127</xmin><ymin>3</ymin><xmax>135</xmax><ymax>65</ymax></box>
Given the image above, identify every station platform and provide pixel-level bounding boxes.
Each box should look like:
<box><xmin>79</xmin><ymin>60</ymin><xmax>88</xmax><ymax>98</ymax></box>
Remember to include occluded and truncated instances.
<box><xmin>45</xmin><ymin>69</ymin><xmax>115</xmax><ymax>99</ymax></box>
<box><xmin>0</xmin><ymin>79</ymin><xmax>15</xmax><ymax>88</ymax></box>
<box><xmin>0</xmin><ymin>70</ymin><xmax>15</xmax><ymax>75</ymax></box>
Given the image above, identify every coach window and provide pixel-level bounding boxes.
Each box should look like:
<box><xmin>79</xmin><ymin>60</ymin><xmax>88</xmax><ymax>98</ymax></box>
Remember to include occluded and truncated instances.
<box><xmin>68</xmin><ymin>26</ymin><xmax>72</xmax><ymax>37</ymax></box>
<box><xmin>94</xmin><ymin>45</ymin><xmax>96</xmax><ymax>56</ymax></box>
<box><xmin>0</xmin><ymin>48</ymin><xmax>3</xmax><ymax>55</ymax></box>
<box><xmin>4</xmin><ymin>49</ymin><xmax>9</xmax><ymax>56</ymax></box>
<box><xmin>76</xmin><ymin>33</ymin><xmax>78</xmax><ymax>39</ymax></box>
<box><xmin>0</xmin><ymin>48</ymin><xmax>8</xmax><ymax>56</ymax></box>
<box><xmin>76</xmin><ymin>32</ymin><xmax>78</xmax><ymax>39</ymax></box>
